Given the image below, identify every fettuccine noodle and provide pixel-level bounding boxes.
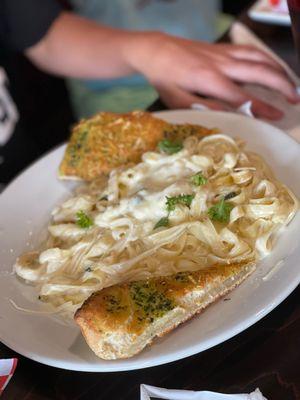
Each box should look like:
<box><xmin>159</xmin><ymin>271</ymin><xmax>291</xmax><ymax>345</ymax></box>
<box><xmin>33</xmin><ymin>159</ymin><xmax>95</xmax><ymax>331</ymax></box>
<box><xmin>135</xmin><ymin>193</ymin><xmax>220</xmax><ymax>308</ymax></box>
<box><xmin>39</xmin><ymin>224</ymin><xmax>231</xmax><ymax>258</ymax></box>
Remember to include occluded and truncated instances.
<box><xmin>14</xmin><ymin>133</ymin><xmax>298</xmax><ymax>316</ymax></box>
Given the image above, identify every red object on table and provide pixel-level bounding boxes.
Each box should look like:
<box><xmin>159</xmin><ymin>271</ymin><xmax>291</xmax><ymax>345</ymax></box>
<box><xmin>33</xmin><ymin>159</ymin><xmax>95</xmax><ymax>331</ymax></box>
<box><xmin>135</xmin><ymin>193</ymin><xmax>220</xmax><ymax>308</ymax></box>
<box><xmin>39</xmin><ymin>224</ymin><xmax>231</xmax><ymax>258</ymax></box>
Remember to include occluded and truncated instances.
<box><xmin>0</xmin><ymin>359</ymin><xmax>18</xmax><ymax>396</ymax></box>
<box><xmin>269</xmin><ymin>0</ymin><xmax>281</xmax><ymax>6</ymax></box>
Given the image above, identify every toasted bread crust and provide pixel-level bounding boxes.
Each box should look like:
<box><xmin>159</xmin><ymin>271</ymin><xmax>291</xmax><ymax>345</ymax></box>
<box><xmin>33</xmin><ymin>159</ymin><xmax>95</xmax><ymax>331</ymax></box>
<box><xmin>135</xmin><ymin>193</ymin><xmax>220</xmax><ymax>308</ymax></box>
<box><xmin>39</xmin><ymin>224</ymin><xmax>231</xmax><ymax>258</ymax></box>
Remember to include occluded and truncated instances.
<box><xmin>59</xmin><ymin>111</ymin><xmax>217</xmax><ymax>181</ymax></box>
<box><xmin>75</xmin><ymin>262</ymin><xmax>255</xmax><ymax>359</ymax></box>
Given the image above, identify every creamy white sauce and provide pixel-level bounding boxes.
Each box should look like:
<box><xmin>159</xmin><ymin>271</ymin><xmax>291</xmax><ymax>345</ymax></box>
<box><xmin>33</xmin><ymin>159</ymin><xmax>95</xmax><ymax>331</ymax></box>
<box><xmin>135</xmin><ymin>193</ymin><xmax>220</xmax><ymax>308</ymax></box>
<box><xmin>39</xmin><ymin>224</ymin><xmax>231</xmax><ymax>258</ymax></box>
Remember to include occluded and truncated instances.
<box><xmin>14</xmin><ymin>134</ymin><xmax>299</xmax><ymax>315</ymax></box>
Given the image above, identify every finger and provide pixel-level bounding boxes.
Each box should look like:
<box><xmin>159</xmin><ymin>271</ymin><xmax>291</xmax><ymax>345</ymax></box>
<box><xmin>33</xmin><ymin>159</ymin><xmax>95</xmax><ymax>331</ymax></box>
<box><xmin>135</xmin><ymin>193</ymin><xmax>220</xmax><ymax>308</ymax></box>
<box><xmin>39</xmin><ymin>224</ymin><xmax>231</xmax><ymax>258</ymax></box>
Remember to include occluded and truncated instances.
<box><xmin>156</xmin><ymin>84</ymin><xmax>228</xmax><ymax>111</ymax></box>
<box><xmin>194</xmin><ymin>72</ymin><xmax>284</xmax><ymax>120</ymax></box>
<box><xmin>248</xmin><ymin>96</ymin><xmax>284</xmax><ymax>120</ymax></box>
<box><xmin>220</xmin><ymin>44</ymin><xmax>284</xmax><ymax>72</ymax></box>
<box><xmin>222</xmin><ymin>60</ymin><xmax>299</xmax><ymax>103</ymax></box>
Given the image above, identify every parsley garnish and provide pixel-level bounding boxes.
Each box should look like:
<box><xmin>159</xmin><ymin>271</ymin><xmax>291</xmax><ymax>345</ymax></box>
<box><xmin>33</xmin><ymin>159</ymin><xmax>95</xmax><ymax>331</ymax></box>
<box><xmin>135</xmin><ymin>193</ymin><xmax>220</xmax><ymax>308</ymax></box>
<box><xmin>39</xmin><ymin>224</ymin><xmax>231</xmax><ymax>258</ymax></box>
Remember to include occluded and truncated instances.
<box><xmin>158</xmin><ymin>139</ymin><xmax>183</xmax><ymax>155</ymax></box>
<box><xmin>166</xmin><ymin>194</ymin><xmax>195</xmax><ymax>212</ymax></box>
<box><xmin>104</xmin><ymin>294</ymin><xmax>128</xmax><ymax>313</ymax></box>
<box><xmin>190</xmin><ymin>172</ymin><xmax>207</xmax><ymax>186</ymax></box>
<box><xmin>208</xmin><ymin>198</ymin><xmax>233</xmax><ymax>223</ymax></box>
<box><xmin>154</xmin><ymin>216</ymin><xmax>169</xmax><ymax>229</ymax></box>
<box><xmin>130</xmin><ymin>281</ymin><xmax>175</xmax><ymax>323</ymax></box>
<box><xmin>154</xmin><ymin>194</ymin><xmax>195</xmax><ymax>230</ymax></box>
<box><xmin>76</xmin><ymin>210</ymin><xmax>94</xmax><ymax>229</ymax></box>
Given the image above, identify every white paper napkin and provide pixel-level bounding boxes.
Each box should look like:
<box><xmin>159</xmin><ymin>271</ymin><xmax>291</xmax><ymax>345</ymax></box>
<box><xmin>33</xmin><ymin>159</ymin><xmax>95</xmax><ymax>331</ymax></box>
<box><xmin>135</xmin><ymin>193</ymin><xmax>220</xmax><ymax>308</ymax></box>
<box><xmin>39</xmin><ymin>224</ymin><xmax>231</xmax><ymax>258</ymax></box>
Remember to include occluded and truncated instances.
<box><xmin>229</xmin><ymin>21</ymin><xmax>299</xmax><ymax>85</ymax></box>
<box><xmin>140</xmin><ymin>384</ymin><xmax>267</xmax><ymax>400</ymax></box>
<box><xmin>192</xmin><ymin>21</ymin><xmax>300</xmax><ymax>143</ymax></box>
<box><xmin>230</xmin><ymin>22</ymin><xmax>300</xmax><ymax>142</ymax></box>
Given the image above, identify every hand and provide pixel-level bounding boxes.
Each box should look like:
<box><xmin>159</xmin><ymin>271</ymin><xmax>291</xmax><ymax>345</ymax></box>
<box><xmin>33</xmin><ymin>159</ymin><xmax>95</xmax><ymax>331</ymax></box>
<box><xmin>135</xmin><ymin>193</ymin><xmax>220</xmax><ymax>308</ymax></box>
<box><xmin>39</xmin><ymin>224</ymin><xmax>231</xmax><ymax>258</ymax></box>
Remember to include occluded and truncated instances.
<box><xmin>129</xmin><ymin>33</ymin><xmax>299</xmax><ymax>120</ymax></box>
<box><xmin>27</xmin><ymin>13</ymin><xmax>298</xmax><ymax>120</ymax></box>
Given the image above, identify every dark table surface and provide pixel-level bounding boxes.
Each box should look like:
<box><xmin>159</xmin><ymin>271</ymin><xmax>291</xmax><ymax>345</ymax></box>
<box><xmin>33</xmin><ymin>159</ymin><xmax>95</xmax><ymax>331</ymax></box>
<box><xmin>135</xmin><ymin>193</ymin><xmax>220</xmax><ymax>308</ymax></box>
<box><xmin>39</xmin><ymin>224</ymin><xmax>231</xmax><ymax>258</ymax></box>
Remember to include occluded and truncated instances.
<box><xmin>1</xmin><ymin>9</ymin><xmax>300</xmax><ymax>400</ymax></box>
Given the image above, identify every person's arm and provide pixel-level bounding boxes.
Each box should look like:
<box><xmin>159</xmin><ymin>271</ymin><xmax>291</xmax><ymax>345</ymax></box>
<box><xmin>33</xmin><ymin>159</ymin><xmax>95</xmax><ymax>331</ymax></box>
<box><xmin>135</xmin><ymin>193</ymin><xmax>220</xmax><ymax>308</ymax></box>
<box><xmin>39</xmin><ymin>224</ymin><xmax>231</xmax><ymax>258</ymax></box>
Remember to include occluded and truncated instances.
<box><xmin>26</xmin><ymin>12</ymin><xmax>142</xmax><ymax>79</ymax></box>
<box><xmin>26</xmin><ymin>12</ymin><xmax>299</xmax><ymax>120</ymax></box>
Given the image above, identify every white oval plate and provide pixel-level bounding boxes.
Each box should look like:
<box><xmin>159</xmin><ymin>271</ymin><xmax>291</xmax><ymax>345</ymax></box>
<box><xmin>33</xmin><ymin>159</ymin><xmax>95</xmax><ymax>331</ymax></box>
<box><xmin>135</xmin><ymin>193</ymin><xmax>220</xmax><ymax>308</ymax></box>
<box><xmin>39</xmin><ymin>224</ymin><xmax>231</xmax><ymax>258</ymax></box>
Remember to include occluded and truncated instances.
<box><xmin>0</xmin><ymin>110</ymin><xmax>299</xmax><ymax>372</ymax></box>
